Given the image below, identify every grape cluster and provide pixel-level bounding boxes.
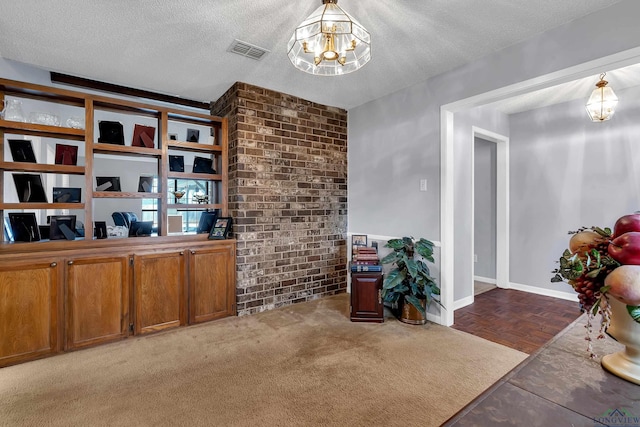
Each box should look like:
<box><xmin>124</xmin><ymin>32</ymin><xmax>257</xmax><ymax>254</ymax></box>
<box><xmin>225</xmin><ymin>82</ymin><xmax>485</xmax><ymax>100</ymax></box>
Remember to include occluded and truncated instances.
<box><xmin>571</xmin><ymin>240</ymin><xmax>617</xmax><ymax>312</ymax></box>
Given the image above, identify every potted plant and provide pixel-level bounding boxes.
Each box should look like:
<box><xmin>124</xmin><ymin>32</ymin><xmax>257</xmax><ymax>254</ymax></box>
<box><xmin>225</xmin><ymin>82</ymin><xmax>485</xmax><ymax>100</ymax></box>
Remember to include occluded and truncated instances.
<box><xmin>380</xmin><ymin>237</ymin><xmax>442</xmax><ymax>324</ymax></box>
<box><xmin>551</xmin><ymin>213</ymin><xmax>640</xmax><ymax>385</ymax></box>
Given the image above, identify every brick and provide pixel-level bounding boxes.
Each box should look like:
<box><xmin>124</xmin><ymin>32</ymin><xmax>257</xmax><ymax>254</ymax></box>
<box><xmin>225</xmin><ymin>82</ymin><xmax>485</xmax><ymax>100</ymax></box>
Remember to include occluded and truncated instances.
<box><xmin>213</xmin><ymin>82</ymin><xmax>347</xmax><ymax>315</ymax></box>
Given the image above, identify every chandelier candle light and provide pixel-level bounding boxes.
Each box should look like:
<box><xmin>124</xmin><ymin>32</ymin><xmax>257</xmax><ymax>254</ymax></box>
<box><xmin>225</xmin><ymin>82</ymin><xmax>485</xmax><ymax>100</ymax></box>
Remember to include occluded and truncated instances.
<box><xmin>586</xmin><ymin>72</ymin><xmax>619</xmax><ymax>122</ymax></box>
<box><xmin>288</xmin><ymin>0</ymin><xmax>371</xmax><ymax>76</ymax></box>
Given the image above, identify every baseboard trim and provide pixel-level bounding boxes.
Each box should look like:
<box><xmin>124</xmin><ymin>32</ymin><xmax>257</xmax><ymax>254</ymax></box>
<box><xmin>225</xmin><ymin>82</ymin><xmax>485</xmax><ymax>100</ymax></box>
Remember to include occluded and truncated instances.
<box><xmin>473</xmin><ymin>276</ymin><xmax>497</xmax><ymax>285</ymax></box>
<box><xmin>454</xmin><ymin>296</ymin><xmax>474</xmax><ymax>311</ymax></box>
<box><xmin>509</xmin><ymin>282</ymin><xmax>578</xmax><ymax>302</ymax></box>
<box><xmin>427</xmin><ymin>312</ymin><xmax>442</xmax><ymax>324</ymax></box>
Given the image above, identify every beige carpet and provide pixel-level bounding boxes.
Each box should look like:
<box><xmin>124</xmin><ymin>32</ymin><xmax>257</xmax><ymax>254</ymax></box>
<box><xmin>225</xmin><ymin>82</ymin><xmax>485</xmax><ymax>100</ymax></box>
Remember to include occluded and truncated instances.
<box><xmin>0</xmin><ymin>294</ymin><xmax>527</xmax><ymax>427</ymax></box>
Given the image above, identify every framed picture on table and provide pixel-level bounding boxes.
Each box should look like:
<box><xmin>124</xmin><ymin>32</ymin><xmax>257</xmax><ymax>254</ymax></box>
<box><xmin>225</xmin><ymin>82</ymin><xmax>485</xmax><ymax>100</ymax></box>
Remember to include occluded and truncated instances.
<box><xmin>352</xmin><ymin>234</ymin><xmax>368</xmax><ymax>247</ymax></box>
<box><xmin>208</xmin><ymin>217</ymin><xmax>232</xmax><ymax>240</ymax></box>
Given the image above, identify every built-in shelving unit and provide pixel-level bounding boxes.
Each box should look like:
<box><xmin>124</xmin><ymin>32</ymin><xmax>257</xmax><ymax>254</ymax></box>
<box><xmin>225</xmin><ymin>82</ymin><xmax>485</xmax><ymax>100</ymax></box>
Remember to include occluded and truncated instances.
<box><xmin>0</xmin><ymin>78</ymin><xmax>236</xmax><ymax>368</ymax></box>
<box><xmin>0</xmin><ymin>77</ymin><xmax>228</xmax><ymax>243</ymax></box>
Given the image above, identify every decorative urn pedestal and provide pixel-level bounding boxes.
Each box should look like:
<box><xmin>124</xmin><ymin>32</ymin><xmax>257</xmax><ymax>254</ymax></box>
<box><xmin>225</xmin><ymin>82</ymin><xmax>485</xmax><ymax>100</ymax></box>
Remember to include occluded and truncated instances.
<box><xmin>601</xmin><ymin>297</ymin><xmax>640</xmax><ymax>385</ymax></box>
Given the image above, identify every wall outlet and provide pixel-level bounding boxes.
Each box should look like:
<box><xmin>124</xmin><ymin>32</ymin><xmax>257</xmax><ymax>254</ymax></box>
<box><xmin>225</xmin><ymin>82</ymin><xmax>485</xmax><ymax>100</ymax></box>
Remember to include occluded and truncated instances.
<box><xmin>420</xmin><ymin>179</ymin><xmax>428</xmax><ymax>192</ymax></box>
<box><xmin>474</xmin><ymin>254</ymin><xmax>478</xmax><ymax>262</ymax></box>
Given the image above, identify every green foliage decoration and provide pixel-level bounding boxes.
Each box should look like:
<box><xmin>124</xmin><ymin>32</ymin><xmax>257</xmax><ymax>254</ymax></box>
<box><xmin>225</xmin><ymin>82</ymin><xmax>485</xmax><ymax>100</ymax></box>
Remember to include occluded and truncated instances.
<box><xmin>380</xmin><ymin>236</ymin><xmax>443</xmax><ymax>318</ymax></box>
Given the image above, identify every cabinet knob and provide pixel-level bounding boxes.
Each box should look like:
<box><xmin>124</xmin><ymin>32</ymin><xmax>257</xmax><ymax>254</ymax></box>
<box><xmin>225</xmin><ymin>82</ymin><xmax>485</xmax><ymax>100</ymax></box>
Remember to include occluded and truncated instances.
<box><xmin>50</xmin><ymin>262</ymin><xmax>57</xmax><ymax>268</ymax></box>
<box><xmin>68</xmin><ymin>261</ymin><xmax>74</xmax><ymax>266</ymax></box>
<box><xmin>191</xmin><ymin>250</ymin><xmax>196</xmax><ymax>255</ymax></box>
<box><xmin>179</xmin><ymin>251</ymin><xmax>184</xmax><ymax>256</ymax></box>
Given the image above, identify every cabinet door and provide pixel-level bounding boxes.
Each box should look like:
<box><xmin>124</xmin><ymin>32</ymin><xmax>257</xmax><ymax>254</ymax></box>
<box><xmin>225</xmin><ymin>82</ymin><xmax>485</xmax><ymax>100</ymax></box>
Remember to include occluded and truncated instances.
<box><xmin>66</xmin><ymin>256</ymin><xmax>129</xmax><ymax>349</ymax></box>
<box><xmin>189</xmin><ymin>245</ymin><xmax>236</xmax><ymax>324</ymax></box>
<box><xmin>134</xmin><ymin>251</ymin><xmax>186</xmax><ymax>334</ymax></box>
<box><xmin>351</xmin><ymin>273</ymin><xmax>383</xmax><ymax>322</ymax></box>
<box><xmin>0</xmin><ymin>260</ymin><xmax>60</xmax><ymax>367</ymax></box>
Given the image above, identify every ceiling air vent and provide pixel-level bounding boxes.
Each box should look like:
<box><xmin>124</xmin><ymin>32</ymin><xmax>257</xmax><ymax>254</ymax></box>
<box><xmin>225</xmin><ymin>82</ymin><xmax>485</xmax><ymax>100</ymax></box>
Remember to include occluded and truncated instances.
<box><xmin>227</xmin><ymin>39</ymin><xmax>270</xmax><ymax>61</ymax></box>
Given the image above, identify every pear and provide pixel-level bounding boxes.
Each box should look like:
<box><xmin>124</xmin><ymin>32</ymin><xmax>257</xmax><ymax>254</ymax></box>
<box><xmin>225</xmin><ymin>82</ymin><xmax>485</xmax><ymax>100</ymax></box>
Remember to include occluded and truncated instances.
<box><xmin>605</xmin><ymin>265</ymin><xmax>640</xmax><ymax>306</ymax></box>
<box><xmin>569</xmin><ymin>231</ymin><xmax>605</xmax><ymax>255</ymax></box>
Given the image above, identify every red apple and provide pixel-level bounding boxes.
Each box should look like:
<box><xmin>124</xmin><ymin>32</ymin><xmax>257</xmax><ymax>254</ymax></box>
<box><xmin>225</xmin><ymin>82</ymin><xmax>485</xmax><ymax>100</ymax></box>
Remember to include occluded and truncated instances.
<box><xmin>613</xmin><ymin>213</ymin><xmax>640</xmax><ymax>238</ymax></box>
<box><xmin>605</xmin><ymin>265</ymin><xmax>640</xmax><ymax>306</ymax></box>
<box><xmin>608</xmin><ymin>232</ymin><xmax>640</xmax><ymax>265</ymax></box>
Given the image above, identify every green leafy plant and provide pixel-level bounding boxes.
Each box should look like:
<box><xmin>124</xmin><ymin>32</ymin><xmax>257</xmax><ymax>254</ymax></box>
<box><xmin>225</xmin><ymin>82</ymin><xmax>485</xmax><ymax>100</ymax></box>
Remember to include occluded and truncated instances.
<box><xmin>380</xmin><ymin>237</ymin><xmax>442</xmax><ymax>318</ymax></box>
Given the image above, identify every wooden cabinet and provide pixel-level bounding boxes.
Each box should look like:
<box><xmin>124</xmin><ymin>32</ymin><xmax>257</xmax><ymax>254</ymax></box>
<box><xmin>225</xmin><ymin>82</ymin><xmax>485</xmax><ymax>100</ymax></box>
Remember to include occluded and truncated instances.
<box><xmin>189</xmin><ymin>245</ymin><xmax>236</xmax><ymax>324</ymax></box>
<box><xmin>133</xmin><ymin>251</ymin><xmax>186</xmax><ymax>334</ymax></box>
<box><xmin>350</xmin><ymin>272</ymin><xmax>384</xmax><ymax>323</ymax></box>
<box><xmin>0</xmin><ymin>237</ymin><xmax>236</xmax><ymax>367</ymax></box>
<box><xmin>0</xmin><ymin>260</ymin><xmax>60</xmax><ymax>365</ymax></box>
<box><xmin>66</xmin><ymin>256</ymin><xmax>129</xmax><ymax>349</ymax></box>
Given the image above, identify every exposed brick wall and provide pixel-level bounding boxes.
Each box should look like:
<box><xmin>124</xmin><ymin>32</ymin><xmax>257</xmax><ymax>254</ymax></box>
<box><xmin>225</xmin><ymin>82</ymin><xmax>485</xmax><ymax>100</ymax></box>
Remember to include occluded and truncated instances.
<box><xmin>212</xmin><ymin>82</ymin><xmax>348</xmax><ymax>316</ymax></box>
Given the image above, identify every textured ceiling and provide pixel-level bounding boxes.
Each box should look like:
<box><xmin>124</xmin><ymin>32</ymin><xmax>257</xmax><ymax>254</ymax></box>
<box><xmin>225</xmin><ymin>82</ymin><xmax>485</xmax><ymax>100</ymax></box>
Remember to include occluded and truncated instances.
<box><xmin>0</xmin><ymin>0</ymin><xmax>626</xmax><ymax>110</ymax></box>
<box><xmin>490</xmin><ymin>62</ymin><xmax>640</xmax><ymax>115</ymax></box>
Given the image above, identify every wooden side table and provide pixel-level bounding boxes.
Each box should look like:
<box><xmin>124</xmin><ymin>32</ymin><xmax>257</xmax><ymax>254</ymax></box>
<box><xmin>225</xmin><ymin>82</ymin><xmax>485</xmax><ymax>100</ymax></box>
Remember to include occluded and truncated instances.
<box><xmin>350</xmin><ymin>271</ymin><xmax>384</xmax><ymax>323</ymax></box>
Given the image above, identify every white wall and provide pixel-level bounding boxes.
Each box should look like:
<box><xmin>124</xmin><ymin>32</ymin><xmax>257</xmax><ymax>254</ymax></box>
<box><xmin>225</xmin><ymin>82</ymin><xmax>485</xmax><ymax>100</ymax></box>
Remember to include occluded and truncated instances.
<box><xmin>509</xmin><ymin>84</ymin><xmax>640</xmax><ymax>294</ymax></box>
<box><xmin>348</xmin><ymin>0</ymin><xmax>640</xmax><ymax>311</ymax></box>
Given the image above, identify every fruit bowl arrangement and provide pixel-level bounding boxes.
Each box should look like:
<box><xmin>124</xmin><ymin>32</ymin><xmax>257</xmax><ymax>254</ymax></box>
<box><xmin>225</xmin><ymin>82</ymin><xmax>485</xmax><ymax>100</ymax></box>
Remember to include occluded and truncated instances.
<box><xmin>552</xmin><ymin>213</ymin><xmax>640</xmax><ymax>359</ymax></box>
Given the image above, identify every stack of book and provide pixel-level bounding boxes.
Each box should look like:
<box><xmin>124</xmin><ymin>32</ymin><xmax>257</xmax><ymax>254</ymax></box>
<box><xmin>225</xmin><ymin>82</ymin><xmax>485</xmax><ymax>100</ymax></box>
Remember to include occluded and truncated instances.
<box><xmin>351</xmin><ymin>247</ymin><xmax>383</xmax><ymax>272</ymax></box>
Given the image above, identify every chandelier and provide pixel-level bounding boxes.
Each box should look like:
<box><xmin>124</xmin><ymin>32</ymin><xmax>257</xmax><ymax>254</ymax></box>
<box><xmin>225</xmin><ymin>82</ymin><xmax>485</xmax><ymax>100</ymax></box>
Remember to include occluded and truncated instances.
<box><xmin>287</xmin><ymin>0</ymin><xmax>371</xmax><ymax>76</ymax></box>
<box><xmin>586</xmin><ymin>73</ymin><xmax>619</xmax><ymax>122</ymax></box>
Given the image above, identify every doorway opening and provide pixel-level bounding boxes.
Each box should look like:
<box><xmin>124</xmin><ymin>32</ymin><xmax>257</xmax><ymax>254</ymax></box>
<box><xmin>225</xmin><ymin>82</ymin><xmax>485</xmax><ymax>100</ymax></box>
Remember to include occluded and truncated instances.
<box><xmin>471</xmin><ymin>128</ymin><xmax>509</xmax><ymax>303</ymax></box>
<box><xmin>439</xmin><ymin>46</ymin><xmax>640</xmax><ymax>326</ymax></box>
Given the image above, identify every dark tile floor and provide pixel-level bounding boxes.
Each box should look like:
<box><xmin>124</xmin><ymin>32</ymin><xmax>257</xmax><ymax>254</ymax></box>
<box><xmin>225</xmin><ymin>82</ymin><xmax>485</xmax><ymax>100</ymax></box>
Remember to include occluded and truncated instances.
<box><xmin>444</xmin><ymin>315</ymin><xmax>640</xmax><ymax>426</ymax></box>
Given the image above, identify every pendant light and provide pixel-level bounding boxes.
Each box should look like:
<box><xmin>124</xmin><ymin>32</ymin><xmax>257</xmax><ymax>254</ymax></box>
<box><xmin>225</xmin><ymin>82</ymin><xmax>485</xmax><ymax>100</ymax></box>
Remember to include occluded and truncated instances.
<box><xmin>287</xmin><ymin>0</ymin><xmax>371</xmax><ymax>76</ymax></box>
<box><xmin>586</xmin><ymin>73</ymin><xmax>619</xmax><ymax>122</ymax></box>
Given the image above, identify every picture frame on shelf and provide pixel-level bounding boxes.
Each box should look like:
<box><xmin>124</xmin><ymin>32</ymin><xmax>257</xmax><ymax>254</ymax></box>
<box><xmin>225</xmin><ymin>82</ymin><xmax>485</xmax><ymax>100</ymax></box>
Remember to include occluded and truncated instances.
<box><xmin>49</xmin><ymin>215</ymin><xmax>77</xmax><ymax>241</ymax></box>
<box><xmin>96</xmin><ymin>176</ymin><xmax>122</xmax><ymax>192</ymax></box>
<box><xmin>169</xmin><ymin>155</ymin><xmax>184</xmax><ymax>172</ymax></box>
<box><xmin>168</xmin><ymin>133</ymin><xmax>178</xmax><ymax>141</ymax></box>
<box><xmin>192</xmin><ymin>156</ymin><xmax>216</xmax><ymax>174</ymax></box>
<box><xmin>12</xmin><ymin>173</ymin><xmax>48</xmax><ymax>202</ymax></box>
<box><xmin>352</xmin><ymin>234</ymin><xmax>368</xmax><ymax>247</ymax></box>
<box><xmin>54</xmin><ymin>143</ymin><xmax>78</xmax><ymax>166</ymax></box>
<box><xmin>186</xmin><ymin>129</ymin><xmax>200</xmax><ymax>143</ymax></box>
<box><xmin>8</xmin><ymin>139</ymin><xmax>37</xmax><ymax>163</ymax></box>
<box><xmin>131</xmin><ymin>124</ymin><xmax>156</xmax><ymax>148</ymax></box>
<box><xmin>94</xmin><ymin>221</ymin><xmax>108</xmax><ymax>239</ymax></box>
<box><xmin>8</xmin><ymin>213</ymin><xmax>40</xmax><ymax>242</ymax></box>
<box><xmin>98</xmin><ymin>121</ymin><xmax>125</xmax><ymax>145</ymax></box>
<box><xmin>52</xmin><ymin>187</ymin><xmax>81</xmax><ymax>203</ymax></box>
<box><xmin>197</xmin><ymin>211</ymin><xmax>217</xmax><ymax>234</ymax></box>
<box><xmin>137</xmin><ymin>175</ymin><xmax>154</xmax><ymax>192</ymax></box>
<box><xmin>208</xmin><ymin>217</ymin><xmax>232</xmax><ymax>240</ymax></box>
